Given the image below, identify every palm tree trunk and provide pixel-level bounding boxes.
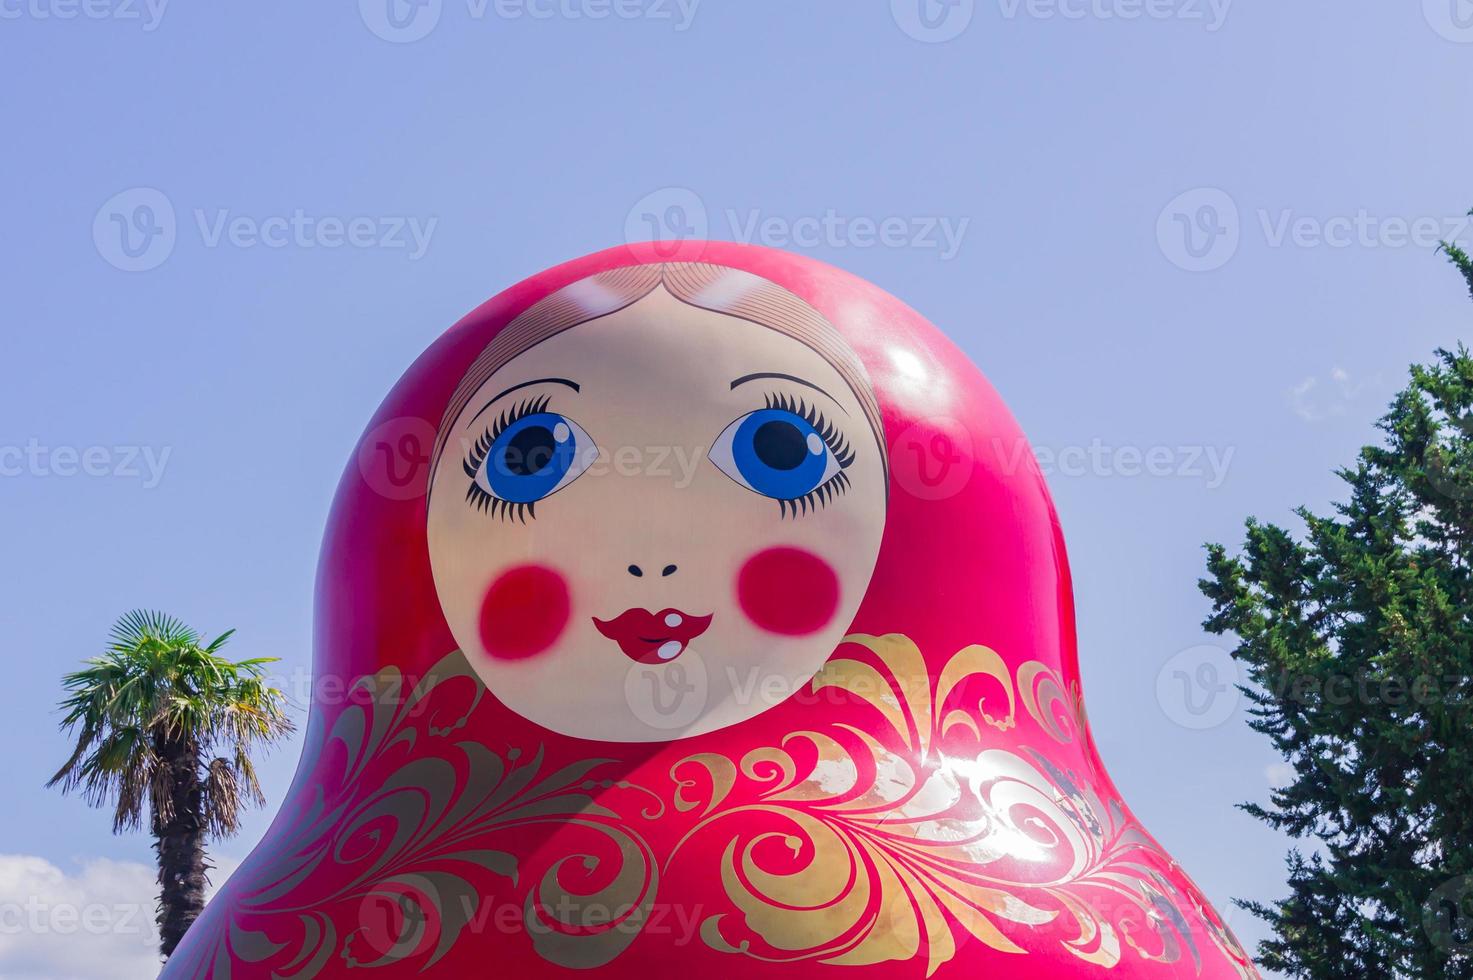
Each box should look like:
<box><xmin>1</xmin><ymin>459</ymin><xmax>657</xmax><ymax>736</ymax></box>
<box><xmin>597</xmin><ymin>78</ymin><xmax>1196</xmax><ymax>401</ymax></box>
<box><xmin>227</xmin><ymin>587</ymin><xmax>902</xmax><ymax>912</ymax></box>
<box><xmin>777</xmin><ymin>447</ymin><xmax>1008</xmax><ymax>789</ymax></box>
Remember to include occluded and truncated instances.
<box><xmin>153</xmin><ymin>733</ymin><xmax>207</xmax><ymax>957</ymax></box>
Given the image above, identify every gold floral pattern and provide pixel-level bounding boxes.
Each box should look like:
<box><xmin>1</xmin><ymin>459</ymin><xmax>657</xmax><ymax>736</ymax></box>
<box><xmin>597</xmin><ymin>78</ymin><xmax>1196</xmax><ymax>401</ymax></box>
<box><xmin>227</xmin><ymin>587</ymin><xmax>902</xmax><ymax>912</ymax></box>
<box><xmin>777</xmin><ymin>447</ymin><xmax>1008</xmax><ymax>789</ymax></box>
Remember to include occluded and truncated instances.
<box><xmin>167</xmin><ymin>635</ymin><xmax>1256</xmax><ymax>978</ymax></box>
<box><xmin>166</xmin><ymin>655</ymin><xmax>662</xmax><ymax>978</ymax></box>
<box><xmin>668</xmin><ymin>633</ymin><xmax>1257</xmax><ymax>978</ymax></box>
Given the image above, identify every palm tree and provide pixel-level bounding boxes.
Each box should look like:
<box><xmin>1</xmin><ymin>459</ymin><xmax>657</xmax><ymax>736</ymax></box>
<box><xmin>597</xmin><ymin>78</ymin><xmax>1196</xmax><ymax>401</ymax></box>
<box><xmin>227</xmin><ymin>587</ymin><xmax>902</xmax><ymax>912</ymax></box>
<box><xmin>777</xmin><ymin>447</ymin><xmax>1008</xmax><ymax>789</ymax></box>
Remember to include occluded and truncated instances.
<box><xmin>48</xmin><ymin>610</ymin><xmax>294</xmax><ymax>958</ymax></box>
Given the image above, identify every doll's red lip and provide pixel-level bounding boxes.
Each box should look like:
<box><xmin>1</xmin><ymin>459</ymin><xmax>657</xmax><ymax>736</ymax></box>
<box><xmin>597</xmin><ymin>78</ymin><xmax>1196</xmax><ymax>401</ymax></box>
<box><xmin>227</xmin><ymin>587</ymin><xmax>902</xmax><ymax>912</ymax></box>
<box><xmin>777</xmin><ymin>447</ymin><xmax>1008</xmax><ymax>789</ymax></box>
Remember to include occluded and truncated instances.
<box><xmin>592</xmin><ymin>608</ymin><xmax>713</xmax><ymax>663</ymax></box>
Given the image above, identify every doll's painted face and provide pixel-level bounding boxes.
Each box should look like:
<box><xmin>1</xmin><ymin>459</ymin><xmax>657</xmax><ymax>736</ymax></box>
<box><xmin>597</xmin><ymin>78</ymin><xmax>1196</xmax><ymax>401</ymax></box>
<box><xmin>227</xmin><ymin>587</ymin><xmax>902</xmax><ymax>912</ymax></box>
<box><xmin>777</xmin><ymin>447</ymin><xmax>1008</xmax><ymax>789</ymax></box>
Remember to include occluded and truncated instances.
<box><xmin>427</xmin><ymin>285</ymin><xmax>887</xmax><ymax>742</ymax></box>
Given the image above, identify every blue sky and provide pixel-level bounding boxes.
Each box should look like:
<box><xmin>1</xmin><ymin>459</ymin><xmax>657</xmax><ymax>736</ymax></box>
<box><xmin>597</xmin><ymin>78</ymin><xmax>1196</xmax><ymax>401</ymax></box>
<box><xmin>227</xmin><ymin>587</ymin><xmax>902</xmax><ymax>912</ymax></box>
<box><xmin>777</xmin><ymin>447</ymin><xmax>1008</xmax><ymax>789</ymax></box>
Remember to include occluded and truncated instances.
<box><xmin>1</xmin><ymin>2</ymin><xmax>1470</xmax><ymax>976</ymax></box>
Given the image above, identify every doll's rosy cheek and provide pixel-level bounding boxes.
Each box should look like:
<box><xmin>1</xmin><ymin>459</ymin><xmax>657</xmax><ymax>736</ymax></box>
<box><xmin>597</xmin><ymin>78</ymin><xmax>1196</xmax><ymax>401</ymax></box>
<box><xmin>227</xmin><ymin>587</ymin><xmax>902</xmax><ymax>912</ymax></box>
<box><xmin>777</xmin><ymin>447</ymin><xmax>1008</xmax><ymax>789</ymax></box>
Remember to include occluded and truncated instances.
<box><xmin>478</xmin><ymin>565</ymin><xmax>570</xmax><ymax>660</ymax></box>
<box><xmin>737</xmin><ymin>547</ymin><xmax>840</xmax><ymax>636</ymax></box>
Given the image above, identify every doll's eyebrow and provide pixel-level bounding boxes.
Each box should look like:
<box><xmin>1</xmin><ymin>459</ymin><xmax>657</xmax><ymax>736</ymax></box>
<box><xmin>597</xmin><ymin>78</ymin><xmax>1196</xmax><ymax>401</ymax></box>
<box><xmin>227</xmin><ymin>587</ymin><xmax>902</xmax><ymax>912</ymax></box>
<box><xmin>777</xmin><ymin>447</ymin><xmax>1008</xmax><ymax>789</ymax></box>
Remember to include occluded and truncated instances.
<box><xmin>466</xmin><ymin>377</ymin><xmax>580</xmax><ymax>428</ymax></box>
<box><xmin>730</xmin><ymin>372</ymin><xmax>848</xmax><ymax>415</ymax></box>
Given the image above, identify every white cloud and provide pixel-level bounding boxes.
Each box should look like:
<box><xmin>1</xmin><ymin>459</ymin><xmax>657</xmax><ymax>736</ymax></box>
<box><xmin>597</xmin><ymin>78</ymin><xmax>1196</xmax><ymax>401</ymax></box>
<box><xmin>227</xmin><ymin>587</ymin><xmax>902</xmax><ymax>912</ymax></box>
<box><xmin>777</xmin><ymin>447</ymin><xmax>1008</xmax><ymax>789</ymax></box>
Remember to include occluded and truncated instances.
<box><xmin>1288</xmin><ymin>367</ymin><xmax>1380</xmax><ymax>422</ymax></box>
<box><xmin>0</xmin><ymin>853</ymin><xmax>242</xmax><ymax>980</ymax></box>
<box><xmin>0</xmin><ymin>854</ymin><xmax>160</xmax><ymax>980</ymax></box>
<box><xmin>1264</xmin><ymin>762</ymin><xmax>1295</xmax><ymax>788</ymax></box>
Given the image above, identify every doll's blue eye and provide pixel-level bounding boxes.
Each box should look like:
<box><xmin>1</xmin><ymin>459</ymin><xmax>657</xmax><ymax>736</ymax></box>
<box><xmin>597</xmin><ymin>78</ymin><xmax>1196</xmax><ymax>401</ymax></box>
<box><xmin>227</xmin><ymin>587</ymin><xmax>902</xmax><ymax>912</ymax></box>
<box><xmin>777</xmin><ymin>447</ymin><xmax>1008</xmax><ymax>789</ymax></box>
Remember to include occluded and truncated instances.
<box><xmin>473</xmin><ymin>412</ymin><xmax>595</xmax><ymax>504</ymax></box>
<box><xmin>709</xmin><ymin>407</ymin><xmax>843</xmax><ymax>501</ymax></box>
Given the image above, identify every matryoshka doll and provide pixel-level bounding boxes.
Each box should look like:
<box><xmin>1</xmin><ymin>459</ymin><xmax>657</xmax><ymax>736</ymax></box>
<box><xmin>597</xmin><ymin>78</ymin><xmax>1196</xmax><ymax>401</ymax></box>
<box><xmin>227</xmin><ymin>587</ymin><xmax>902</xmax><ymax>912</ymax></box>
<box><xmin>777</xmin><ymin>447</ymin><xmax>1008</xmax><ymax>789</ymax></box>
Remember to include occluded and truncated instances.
<box><xmin>163</xmin><ymin>244</ymin><xmax>1258</xmax><ymax>979</ymax></box>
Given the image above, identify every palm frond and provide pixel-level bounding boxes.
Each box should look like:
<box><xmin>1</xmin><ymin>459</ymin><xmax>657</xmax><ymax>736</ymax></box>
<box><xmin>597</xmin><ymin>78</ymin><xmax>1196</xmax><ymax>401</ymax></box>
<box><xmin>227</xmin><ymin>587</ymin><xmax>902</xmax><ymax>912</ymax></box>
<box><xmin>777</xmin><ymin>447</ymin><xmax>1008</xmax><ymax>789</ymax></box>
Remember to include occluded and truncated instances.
<box><xmin>202</xmin><ymin>758</ymin><xmax>243</xmax><ymax>837</ymax></box>
<box><xmin>108</xmin><ymin>609</ymin><xmax>198</xmax><ymax>652</ymax></box>
<box><xmin>50</xmin><ymin>611</ymin><xmax>295</xmax><ymax>842</ymax></box>
<box><xmin>204</xmin><ymin>630</ymin><xmax>236</xmax><ymax>654</ymax></box>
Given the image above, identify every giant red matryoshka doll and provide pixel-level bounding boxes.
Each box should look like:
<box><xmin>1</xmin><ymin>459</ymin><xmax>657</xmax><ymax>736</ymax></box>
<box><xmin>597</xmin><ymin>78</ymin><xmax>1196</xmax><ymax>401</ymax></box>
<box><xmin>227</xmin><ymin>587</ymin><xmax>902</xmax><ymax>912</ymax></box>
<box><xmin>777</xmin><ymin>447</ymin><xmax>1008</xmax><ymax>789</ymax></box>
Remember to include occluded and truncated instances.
<box><xmin>164</xmin><ymin>244</ymin><xmax>1258</xmax><ymax>979</ymax></box>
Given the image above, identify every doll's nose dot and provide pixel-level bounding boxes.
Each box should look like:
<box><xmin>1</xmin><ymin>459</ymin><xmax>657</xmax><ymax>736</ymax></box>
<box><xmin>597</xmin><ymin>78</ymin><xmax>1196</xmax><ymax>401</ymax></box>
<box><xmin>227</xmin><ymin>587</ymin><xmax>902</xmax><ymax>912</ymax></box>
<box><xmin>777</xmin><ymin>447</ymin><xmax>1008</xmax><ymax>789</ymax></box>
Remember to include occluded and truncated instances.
<box><xmin>627</xmin><ymin>565</ymin><xmax>643</xmax><ymax>577</ymax></box>
<box><xmin>661</xmin><ymin>564</ymin><xmax>677</xmax><ymax>577</ymax></box>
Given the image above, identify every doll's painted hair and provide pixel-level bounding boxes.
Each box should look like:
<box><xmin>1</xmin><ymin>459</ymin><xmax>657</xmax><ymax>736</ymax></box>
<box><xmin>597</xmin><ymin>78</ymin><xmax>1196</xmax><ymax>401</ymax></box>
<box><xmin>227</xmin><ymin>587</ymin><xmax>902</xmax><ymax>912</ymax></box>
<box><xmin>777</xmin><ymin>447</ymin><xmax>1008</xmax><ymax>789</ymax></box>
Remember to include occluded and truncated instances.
<box><xmin>429</xmin><ymin>262</ymin><xmax>889</xmax><ymax>494</ymax></box>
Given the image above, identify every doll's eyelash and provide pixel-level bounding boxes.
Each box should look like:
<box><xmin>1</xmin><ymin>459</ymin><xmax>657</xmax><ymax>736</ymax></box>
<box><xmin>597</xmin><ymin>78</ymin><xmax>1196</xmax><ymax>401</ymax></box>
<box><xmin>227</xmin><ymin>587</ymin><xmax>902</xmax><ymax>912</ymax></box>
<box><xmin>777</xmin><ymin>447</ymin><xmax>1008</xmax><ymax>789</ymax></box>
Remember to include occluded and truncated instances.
<box><xmin>763</xmin><ymin>391</ymin><xmax>856</xmax><ymax>468</ymax></box>
<box><xmin>465</xmin><ymin>483</ymin><xmax>535</xmax><ymax>523</ymax></box>
<box><xmin>763</xmin><ymin>390</ymin><xmax>856</xmax><ymax>519</ymax></box>
<box><xmin>461</xmin><ymin>394</ymin><xmax>551</xmax><ymax>523</ymax></box>
<box><xmin>462</xmin><ymin>393</ymin><xmax>550</xmax><ymax>482</ymax></box>
<box><xmin>778</xmin><ymin>470</ymin><xmax>851</xmax><ymax>519</ymax></box>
